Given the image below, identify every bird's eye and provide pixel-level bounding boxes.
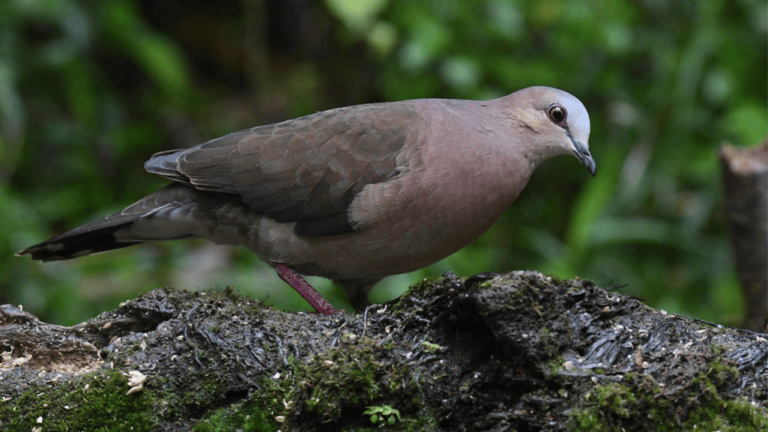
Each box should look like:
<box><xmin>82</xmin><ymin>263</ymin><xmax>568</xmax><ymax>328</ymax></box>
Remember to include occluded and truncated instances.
<box><xmin>548</xmin><ymin>105</ymin><xmax>567</xmax><ymax>125</ymax></box>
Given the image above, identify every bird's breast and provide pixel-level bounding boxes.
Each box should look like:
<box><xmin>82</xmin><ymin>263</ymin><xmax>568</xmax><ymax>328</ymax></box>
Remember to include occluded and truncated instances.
<box><xmin>252</xmin><ymin>101</ymin><xmax>533</xmax><ymax>281</ymax></box>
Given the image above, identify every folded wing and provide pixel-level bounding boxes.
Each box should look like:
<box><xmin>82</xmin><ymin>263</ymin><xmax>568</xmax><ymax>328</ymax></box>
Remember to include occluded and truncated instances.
<box><xmin>145</xmin><ymin>103</ymin><xmax>424</xmax><ymax>236</ymax></box>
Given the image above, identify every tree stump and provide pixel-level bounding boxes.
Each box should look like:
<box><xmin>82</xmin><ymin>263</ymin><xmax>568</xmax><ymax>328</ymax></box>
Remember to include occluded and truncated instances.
<box><xmin>719</xmin><ymin>139</ymin><xmax>768</xmax><ymax>332</ymax></box>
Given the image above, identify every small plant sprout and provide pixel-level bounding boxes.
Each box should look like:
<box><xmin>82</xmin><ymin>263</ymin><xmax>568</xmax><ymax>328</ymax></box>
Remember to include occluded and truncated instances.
<box><xmin>364</xmin><ymin>405</ymin><xmax>401</xmax><ymax>425</ymax></box>
<box><xmin>421</xmin><ymin>341</ymin><xmax>442</xmax><ymax>354</ymax></box>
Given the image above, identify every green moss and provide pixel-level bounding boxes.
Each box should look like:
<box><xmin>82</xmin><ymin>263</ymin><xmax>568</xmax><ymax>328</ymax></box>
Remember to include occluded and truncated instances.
<box><xmin>184</xmin><ymin>374</ymin><xmax>225</xmax><ymax>408</ymax></box>
<box><xmin>390</xmin><ymin>277</ymin><xmax>446</xmax><ymax>313</ymax></box>
<box><xmin>570</xmin><ymin>380</ymin><xmax>653</xmax><ymax>431</ymax></box>
<box><xmin>598</xmin><ymin>383</ymin><xmax>637</xmax><ymax>418</ymax></box>
<box><xmin>195</xmin><ymin>358</ymin><xmax>298</xmax><ymax>431</ymax></box>
<box><xmin>570</xmin><ymin>363</ymin><xmax>768</xmax><ymax>432</ymax></box>
<box><xmin>194</xmin><ymin>400</ymin><xmax>280</xmax><ymax>432</ymax></box>
<box><xmin>478</xmin><ymin>280</ymin><xmax>495</xmax><ymax>289</ymax></box>
<box><xmin>193</xmin><ymin>335</ymin><xmax>437</xmax><ymax>430</ymax></box>
<box><xmin>302</xmin><ymin>339</ymin><xmax>382</xmax><ymax>421</ymax></box>
<box><xmin>292</xmin><ymin>337</ymin><xmax>433</xmax><ymax>430</ymax></box>
<box><xmin>406</xmin><ymin>277</ymin><xmax>444</xmax><ymax>295</ymax></box>
<box><xmin>545</xmin><ymin>273</ymin><xmax>565</xmax><ymax>284</ymax></box>
<box><xmin>0</xmin><ymin>369</ymin><xmax>154</xmax><ymax>432</ymax></box>
<box><xmin>539</xmin><ymin>328</ymin><xmax>560</xmax><ymax>356</ymax></box>
<box><xmin>544</xmin><ymin>357</ymin><xmax>565</xmax><ymax>375</ymax></box>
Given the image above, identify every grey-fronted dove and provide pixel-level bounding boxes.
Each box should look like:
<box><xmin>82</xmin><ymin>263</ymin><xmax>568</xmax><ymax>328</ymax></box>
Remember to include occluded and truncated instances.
<box><xmin>18</xmin><ymin>86</ymin><xmax>595</xmax><ymax>314</ymax></box>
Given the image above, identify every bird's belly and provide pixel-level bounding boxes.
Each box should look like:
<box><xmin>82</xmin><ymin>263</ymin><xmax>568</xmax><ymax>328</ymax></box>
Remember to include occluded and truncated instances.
<box><xmin>250</xmin><ymin>144</ymin><xmax>530</xmax><ymax>281</ymax></box>
<box><xmin>255</xmin><ymin>183</ymin><xmax>514</xmax><ymax>281</ymax></box>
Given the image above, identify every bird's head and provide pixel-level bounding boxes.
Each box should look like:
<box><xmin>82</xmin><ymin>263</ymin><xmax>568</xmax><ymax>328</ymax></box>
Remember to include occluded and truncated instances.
<box><xmin>506</xmin><ymin>86</ymin><xmax>596</xmax><ymax>176</ymax></box>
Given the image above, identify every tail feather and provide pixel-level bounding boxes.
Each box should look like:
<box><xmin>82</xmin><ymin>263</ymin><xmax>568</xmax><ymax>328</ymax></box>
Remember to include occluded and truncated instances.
<box><xmin>17</xmin><ymin>183</ymin><xmax>246</xmax><ymax>262</ymax></box>
<box><xmin>17</xmin><ymin>184</ymin><xmax>197</xmax><ymax>262</ymax></box>
<box><xmin>16</xmin><ymin>214</ymin><xmax>142</xmax><ymax>262</ymax></box>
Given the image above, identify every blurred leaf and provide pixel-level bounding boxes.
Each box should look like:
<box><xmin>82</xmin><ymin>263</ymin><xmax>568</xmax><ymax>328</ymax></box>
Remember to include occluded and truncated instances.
<box><xmin>701</xmin><ymin>68</ymin><xmax>733</xmax><ymax>105</ymax></box>
<box><xmin>440</xmin><ymin>56</ymin><xmax>481</xmax><ymax>92</ymax></box>
<box><xmin>723</xmin><ymin>102</ymin><xmax>768</xmax><ymax>145</ymax></box>
<box><xmin>326</xmin><ymin>0</ymin><xmax>388</xmax><ymax>32</ymax></box>
<box><xmin>366</xmin><ymin>21</ymin><xmax>398</xmax><ymax>56</ymax></box>
<box><xmin>63</xmin><ymin>60</ymin><xmax>97</xmax><ymax>125</ymax></box>
<box><xmin>398</xmin><ymin>18</ymin><xmax>450</xmax><ymax>71</ymax></box>
<box><xmin>487</xmin><ymin>0</ymin><xmax>524</xmax><ymax>42</ymax></box>
<box><xmin>531</xmin><ymin>0</ymin><xmax>564</xmax><ymax>27</ymax></box>
<box><xmin>0</xmin><ymin>61</ymin><xmax>24</xmax><ymax>182</ymax></box>
<box><xmin>565</xmin><ymin>148</ymin><xmax>623</xmax><ymax>266</ymax></box>
<box><xmin>100</xmin><ymin>0</ymin><xmax>190</xmax><ymax>97</ymax></box>
<box><xmin>602</xmin><ymin>22</ymin><xmax>633</xmax><ymax>54</ymax></box>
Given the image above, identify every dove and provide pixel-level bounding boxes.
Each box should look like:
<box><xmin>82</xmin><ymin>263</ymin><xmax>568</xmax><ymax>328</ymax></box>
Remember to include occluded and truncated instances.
<box><xmin>18</xmin><ymin>86</ymin><xmax>595</xmax><ymax>314</ymax></box>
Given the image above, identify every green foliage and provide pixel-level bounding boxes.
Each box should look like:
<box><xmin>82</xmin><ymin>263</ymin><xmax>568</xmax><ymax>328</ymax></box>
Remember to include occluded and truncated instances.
<box><xmin>1</xmin><ymin>0</ymin><xmax>765</xmax><ymax>325</ymax></box>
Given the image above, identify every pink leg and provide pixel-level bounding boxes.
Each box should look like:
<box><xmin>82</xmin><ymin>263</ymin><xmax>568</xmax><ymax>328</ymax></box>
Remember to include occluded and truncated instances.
<box><xmin>273</xmin><ymin>264</ymin><xmax>344</xmax><ymax>315</ymax></box>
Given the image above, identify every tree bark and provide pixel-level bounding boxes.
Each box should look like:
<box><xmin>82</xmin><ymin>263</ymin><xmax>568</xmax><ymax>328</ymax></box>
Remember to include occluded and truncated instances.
<box><xmin>1</xmin><ymin>272</ymin><xmax>767</xmax><ymax>431</ymax></box>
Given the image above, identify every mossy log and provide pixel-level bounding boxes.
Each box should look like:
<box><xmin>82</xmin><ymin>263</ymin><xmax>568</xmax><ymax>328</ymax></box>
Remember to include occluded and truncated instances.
<box><xmin>1</xmin><ymin>272</ymin><xmax>767</xmax><ymax>431</ymax></box>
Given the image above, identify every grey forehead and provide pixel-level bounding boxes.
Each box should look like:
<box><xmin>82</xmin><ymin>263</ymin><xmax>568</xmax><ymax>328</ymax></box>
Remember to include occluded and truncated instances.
<box><xmin>559</xmin><ymin>95</ymin><xmax>590</xmax><ymax>138</ymax></box>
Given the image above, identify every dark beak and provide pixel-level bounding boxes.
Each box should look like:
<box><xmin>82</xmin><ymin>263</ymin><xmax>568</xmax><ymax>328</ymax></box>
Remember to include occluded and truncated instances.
<box><xmin>572</xmin><ymin>140</ymin><xmax>596</xmax><ymax>177</ymax></box>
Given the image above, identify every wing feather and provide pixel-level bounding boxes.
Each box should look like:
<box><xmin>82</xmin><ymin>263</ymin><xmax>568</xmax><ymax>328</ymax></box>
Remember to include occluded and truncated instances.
<box><xmin>144</xmin><ymin>102</ymin><xmax>424</xmax><ymax>236</ymax></box>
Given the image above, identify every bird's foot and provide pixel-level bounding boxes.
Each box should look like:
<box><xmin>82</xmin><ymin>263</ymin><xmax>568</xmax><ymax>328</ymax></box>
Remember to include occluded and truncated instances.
<box><xmin>273</xmin><ymin>264</ymin><xmax>344</xmax><ymax>315</ymax></box>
